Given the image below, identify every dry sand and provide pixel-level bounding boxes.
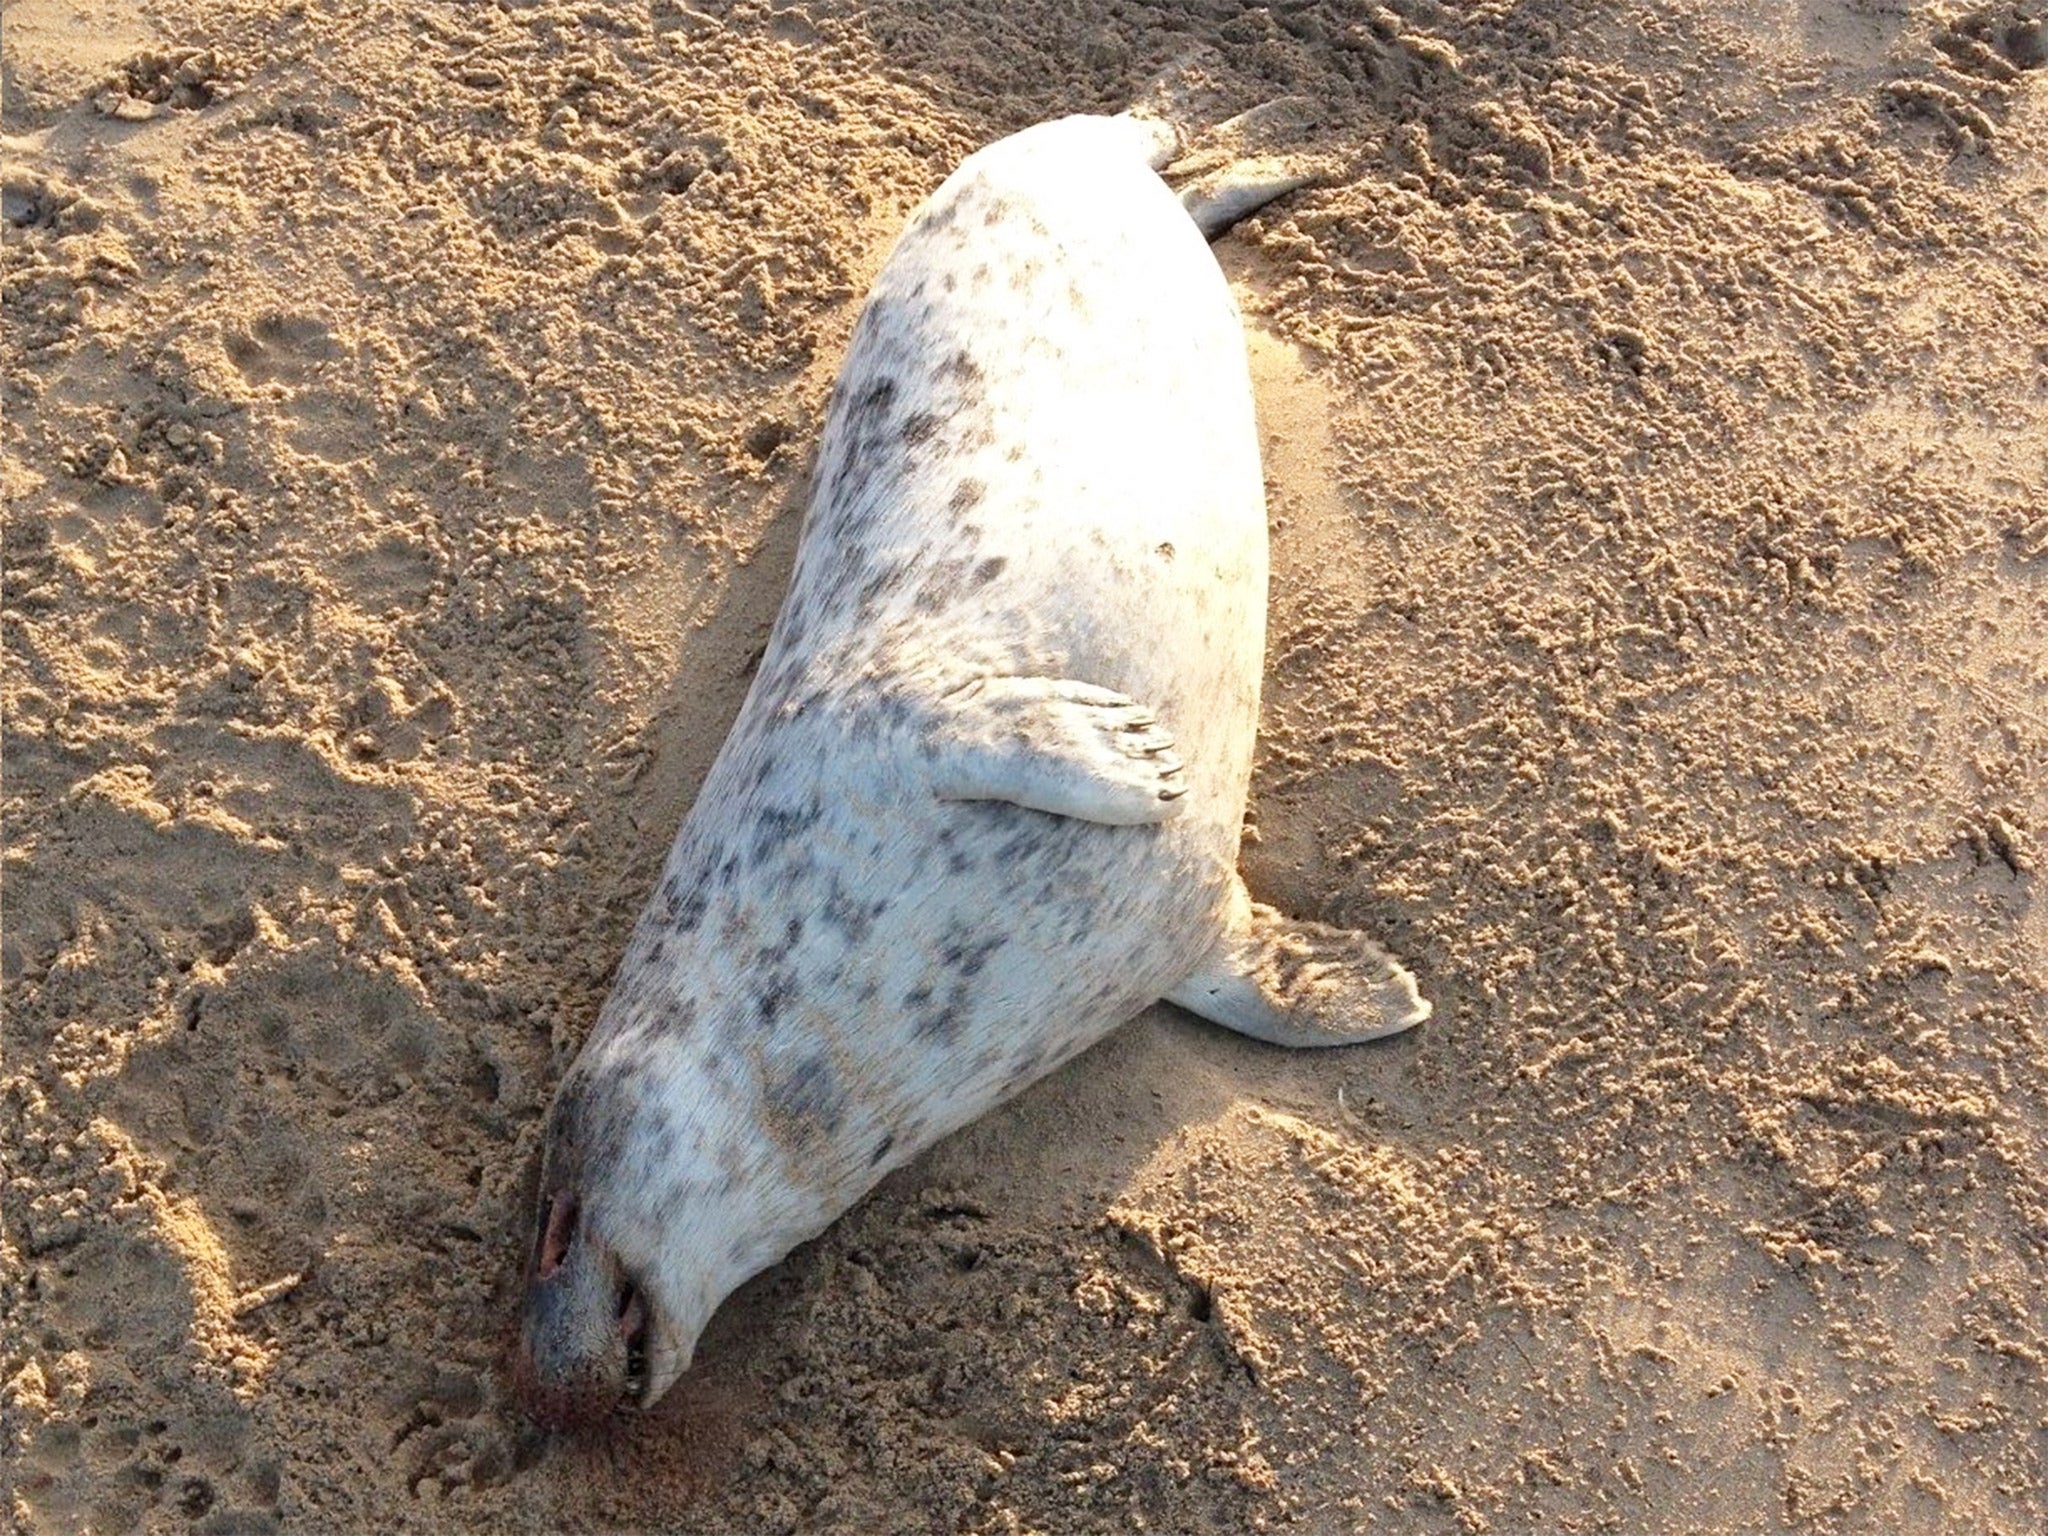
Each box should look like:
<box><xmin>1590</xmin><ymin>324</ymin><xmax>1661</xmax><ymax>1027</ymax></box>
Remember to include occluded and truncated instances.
<box><xmin>5</xmin><ymin>0</ymin><xmax>2047</xmax><ymax>1531</ymax></box>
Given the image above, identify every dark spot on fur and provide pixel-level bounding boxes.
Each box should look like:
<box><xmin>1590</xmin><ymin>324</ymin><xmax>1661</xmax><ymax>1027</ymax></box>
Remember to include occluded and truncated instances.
<box><xmin>750</xmin><ymin>802</ymin><xmax>823</xmax><ymax>866</ymax></box>
<box><xmin>822</xmin><ymin>879</ymin><xmax>879</xmax><ymax>945</ymax></box>
<box><xmin>912</xmin><ymin>988</ymin><xmax>967</xmax><ymax>1043</ymax></box>
<box><xmin>902</xmin><ymin>411</ymin><xmax>941</xmax><ymax>446</ymax></box>
<box><xmin>768</xmin><ymin>652</ymin><xmax>810</xmax><ymax>701</ymax></box>
<box><xmin>996</xmin><ymin>824</ymin><xmax>1052</xmax><ymax>863</ymax></box>
<box><xmin>821</xmin><ymin>445</ymin><xmax>859</xmax><ymax>506</ymax></box>
<box><xmin>982</xmin><ymin>197</ymin><xmax>1012</xmax><ymax>225</ymax></box>
<box><xmin>944</xmin><ymin>350</ymin><xmax>981</xmax><ymax>383</ymax></box>
<box><xmin>858</xmin><ymin>376</ymin><xmax>897</xmax><ymax>416</ymax></box>
<box><xmin>973</xmin><ymin>556</ymin><xmax>1006</xmax><ymax>586</ymax></box>
<box><xmin>765</xmin><ymin>1053</ymin><xmax>846</xmax><ymax>1137</ymax></box>
<box><xmin>1157</xmin><ymin>542</ymin><xmax>1176</xmax><ymax>562</ymax></box>
<box><xmin>756</xmin><ymin>970</ymin><xmax>796</xmax><ymax>1029</ymax></box>
<box><xmin>907</xmin><ymin>934</ymin><xmax>990</xmax><ymax>1043</ymax></box>
<box><xmin>553</xmin><ymin>1062</ymin><xmax>635</xmax><ymax>1172</ymax></box>
<box><xmin>870</xmin><ymin>1133</ymin><xmax>896</xmax><ymax>1167</ymax></box>
<box><xmin>936</xmin><ymin>825</ymin><xmax>978</xmax><ymax>877</ymax></box>
<box><xmin>938</xmin><ymin>926</ymin><xmax>1005</xmax><ymax>979</ymax></box>
<box><xmin>665</xmin><ymin>884</ymin><xmax>708</xmax><ymax>933</ymax></box>
<box><xmin>950</xmin><ymin>478</ymin><xmax>985</xmax><ymax>513</ymax></box>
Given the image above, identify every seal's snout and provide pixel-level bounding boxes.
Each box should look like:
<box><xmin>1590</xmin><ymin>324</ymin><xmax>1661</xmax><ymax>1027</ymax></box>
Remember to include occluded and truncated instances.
<box><xmin>513</xmin><ymin>1189</ymin><xmax>650</xmax><ymax>1431</ymax></box>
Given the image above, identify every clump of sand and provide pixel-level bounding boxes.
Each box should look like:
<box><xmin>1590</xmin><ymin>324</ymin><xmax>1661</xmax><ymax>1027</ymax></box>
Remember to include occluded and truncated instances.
<box><xmin>5</xmin><ymin>1</ymin><xmax>2045</xmax><ymax>1531</ymax></box>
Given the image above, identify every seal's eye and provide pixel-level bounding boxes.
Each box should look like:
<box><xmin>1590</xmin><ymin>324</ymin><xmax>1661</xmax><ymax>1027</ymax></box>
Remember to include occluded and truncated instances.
<box><xmin>536</xmin><ymin>1191</ymin><xmax>579</xmax><ymax>1278</ymax></box>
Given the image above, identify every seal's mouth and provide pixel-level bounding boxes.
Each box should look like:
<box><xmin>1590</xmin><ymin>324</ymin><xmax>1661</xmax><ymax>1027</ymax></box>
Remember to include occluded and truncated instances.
<box><xmin>619</xmin><ymin>1277</ymin><xmax>650</xmax><ymax>1405</ymax></box>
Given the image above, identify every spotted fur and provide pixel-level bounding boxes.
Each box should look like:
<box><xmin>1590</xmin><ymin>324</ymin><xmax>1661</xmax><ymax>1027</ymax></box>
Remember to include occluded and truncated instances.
<box><xmin>516</xmin><ymin>114</ymin><xmax>1403</xmax><ymax>1425</ymax></box>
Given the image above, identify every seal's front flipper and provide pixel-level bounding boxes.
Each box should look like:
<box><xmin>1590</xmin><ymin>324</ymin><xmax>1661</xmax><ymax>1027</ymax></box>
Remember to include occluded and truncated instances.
<box><xmin>926</xmin><ymin>676</ymin><xmax>1187</xmax><ymax>826</ymax></box>
<box><xmin>1167</xmin><ymin>880</ymin><xmax>1429</xmax><ymax>1045</ymax></box>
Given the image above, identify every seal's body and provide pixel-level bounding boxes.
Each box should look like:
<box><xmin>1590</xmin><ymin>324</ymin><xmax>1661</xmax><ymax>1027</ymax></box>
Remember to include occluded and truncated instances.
<box><xmin>516</xmin><ymin>114</ymin><xmax>1428</xmax><ymax>1428</ymax></box>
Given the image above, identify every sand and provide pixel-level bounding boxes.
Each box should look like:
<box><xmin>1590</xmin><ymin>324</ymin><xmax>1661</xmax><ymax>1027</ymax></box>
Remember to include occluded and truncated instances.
<box><xmin>4</xmin><ymin>0</ymin><xmax>2045</xmax><ymax>1531</ymax></box>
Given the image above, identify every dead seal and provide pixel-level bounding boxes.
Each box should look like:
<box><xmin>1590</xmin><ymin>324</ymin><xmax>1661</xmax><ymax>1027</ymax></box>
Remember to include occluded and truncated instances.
<box><xmin>513</xmin><ymin>111</ymin><xmax>1429</xmax><ymax>1429</ymax></box>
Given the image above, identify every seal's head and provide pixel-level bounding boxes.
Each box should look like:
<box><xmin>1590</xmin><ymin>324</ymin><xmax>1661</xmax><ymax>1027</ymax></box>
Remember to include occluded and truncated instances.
<box><xmin>511</xmin><ymin>1060</ymin><xmax>706</xmax><ymax>1430</ymax></box>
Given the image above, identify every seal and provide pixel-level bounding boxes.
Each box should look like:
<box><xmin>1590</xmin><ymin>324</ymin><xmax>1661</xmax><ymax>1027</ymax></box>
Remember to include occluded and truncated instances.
<box><xmin>513</xmin><ymin>111</ymin><xmax>1430</xmax><ymax>1430</ymax></box>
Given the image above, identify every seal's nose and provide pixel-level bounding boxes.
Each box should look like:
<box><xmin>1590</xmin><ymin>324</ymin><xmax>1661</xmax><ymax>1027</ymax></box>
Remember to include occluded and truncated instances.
<box><xmin>513</xmin><ymin>1192</ymin><xmax>635</xmax><ymax>1429</ymax></box>
<box><xmin>536</xmin><ymin>1190</ymin><xmax>579</xmax><ymax>1280</ymax></box>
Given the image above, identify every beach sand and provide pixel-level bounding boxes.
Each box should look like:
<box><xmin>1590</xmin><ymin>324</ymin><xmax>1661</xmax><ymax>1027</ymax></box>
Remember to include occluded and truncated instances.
<box><xmin>4</xmin><ymin>1</ymin><xmax>2045</xmax><ymax>1530</ymax></box>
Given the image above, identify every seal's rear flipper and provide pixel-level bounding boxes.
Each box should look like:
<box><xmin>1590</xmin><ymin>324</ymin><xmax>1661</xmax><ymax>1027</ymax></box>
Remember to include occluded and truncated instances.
<box><xmin>1168</xmin><ymin>99</ymin><xmax>1334</xmax><ymax>239</ymax></box>
<box><xmin>1126</xmin><ymin>83</ymin><xmax>1340</xmax><ymax>240</ymax></box>
<box><xmin>1167</xmin><ymin>879</ymin><xmax>1429</xmax><ymax>1045</ymax></box>
<box><xmin>927</xmin><ymin>676</ymin><xmax>1188</xmax><ymax>826</ymax></box>
<box><xmin>1177</xmin><ymin>165</ymin><xmax>1322</xmax><ymax>241</ymax></box>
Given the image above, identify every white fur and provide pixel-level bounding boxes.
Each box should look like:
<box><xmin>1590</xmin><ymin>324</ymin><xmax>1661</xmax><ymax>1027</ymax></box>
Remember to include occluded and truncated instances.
<box><xmin>535</xmin><ymin>114</ymin><xmax>1272</xmax><ymax>1408</ymax></box>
